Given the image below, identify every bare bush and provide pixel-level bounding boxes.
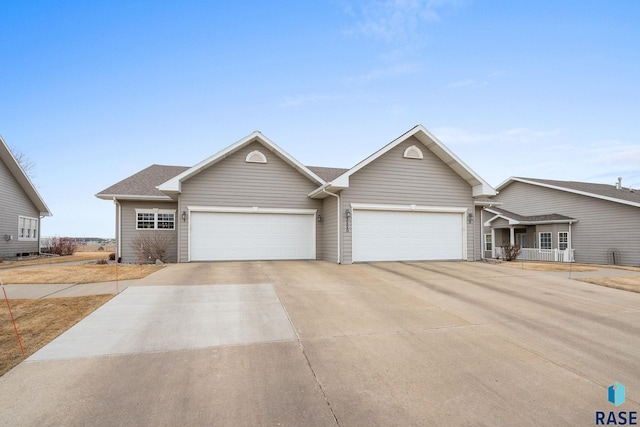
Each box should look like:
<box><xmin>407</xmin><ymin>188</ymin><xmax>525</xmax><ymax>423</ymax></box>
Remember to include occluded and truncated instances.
<box><xmin>501</xmin><ymin>243</ymin><xmax>522</xmax><ymax>262</ymax></box>
<box><xmin>131</xmin><ymin>232</ymin><xmax>173</xmax><ymax>263</ymax></box>
<box><xmin>49</xmin><ymin>237</ymin><xmax>78</xmax><ymax>256</ymax></box>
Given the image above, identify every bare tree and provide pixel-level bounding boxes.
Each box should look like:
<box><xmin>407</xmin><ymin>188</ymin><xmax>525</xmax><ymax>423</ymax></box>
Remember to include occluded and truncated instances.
<box><xmin>9</xmin><ymin>145</ymin><xmax>36</xmax><ymax>178</ymax></box>
<box><xmin>48</xmin><ymin>237</ymin><xmax>78</xmax><ymax>256</ymax></box>
<box><xmin>500</xmin><ymin>243</ymin><xmax>522</xmax><ymax>262</ymax></box>
<box><xmin>131</xmin><ymin>232</ymin><xmax>173</xmax><ymax>263</ymax></box>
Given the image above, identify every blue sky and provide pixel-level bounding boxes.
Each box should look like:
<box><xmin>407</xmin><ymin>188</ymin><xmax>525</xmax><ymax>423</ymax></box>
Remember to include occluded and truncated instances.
<box><xmin>1</xmin><ymin>1</ymin><xmax>639</xmax><ymax>238</ymax></box>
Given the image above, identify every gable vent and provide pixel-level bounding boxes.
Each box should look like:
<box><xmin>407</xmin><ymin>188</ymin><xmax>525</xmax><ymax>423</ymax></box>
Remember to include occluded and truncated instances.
<box><xmin>246</xmin><ymin>150</ymin><xmax>267</xmax><ymax>164</ymax></box>
<box><xmin>403</xmin><ymin>145</ymin><xmax>423</xmax><ymax>159</ymax></box>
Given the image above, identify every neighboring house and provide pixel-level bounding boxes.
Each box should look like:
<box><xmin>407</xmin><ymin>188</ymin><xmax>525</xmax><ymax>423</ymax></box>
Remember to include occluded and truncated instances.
<box><xmin>483</xmin><ymin>177</ymin><xmax>640</xmax><ymax>266</ymax></box>
<box><xmin>96</xmin><ymin>125</ymin><xmax>496</xmax><ymax>264</ymax></box>
<box><xmin>0</xmin><ymin>136</ymin><xmax>51</xmax><ymax>258</ymax></box>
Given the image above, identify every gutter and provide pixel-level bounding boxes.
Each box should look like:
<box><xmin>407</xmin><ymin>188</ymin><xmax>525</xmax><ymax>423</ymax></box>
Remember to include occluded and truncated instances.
<box><xmin>114</xmin><ymin>198</ymin><xmax>122</xmax><ymax>261</ymax></box>
<box><xmin>322</xmin><ymin>187</ymin><xmax>341</xmax><ymax>264</ymax></box>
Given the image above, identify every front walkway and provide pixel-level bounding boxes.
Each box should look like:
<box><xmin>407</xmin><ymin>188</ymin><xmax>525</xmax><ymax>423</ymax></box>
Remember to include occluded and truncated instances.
<box><xmin>1</xmin><ymin>280</ymin><xmax>138</xmax><ymax>299</ymax></box>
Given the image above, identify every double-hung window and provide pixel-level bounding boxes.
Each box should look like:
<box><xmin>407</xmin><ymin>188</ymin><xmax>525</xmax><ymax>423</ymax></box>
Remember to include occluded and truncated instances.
<box><xmin>18</xmin><ymin>216</ymin><xmax>38</xmax><ymax>240</ymax></box>
<box><xmin>484</xmin><ymin>234</ymin><xmax>493</xmax><ymax>251</ymax></box>
<box><xmin>136</xmin><ymin>209</ymin><xmax>175</xmax><ymax>230</ymax></box>
<box><xmin>539</xmin><ymin>232</ymin><xmax>552</xmax><ymax>250</ymax></box>
<box><xmin>558</xmin><ymin>232</ymin><xmax>568</xmax><ymax>250</ymax></box>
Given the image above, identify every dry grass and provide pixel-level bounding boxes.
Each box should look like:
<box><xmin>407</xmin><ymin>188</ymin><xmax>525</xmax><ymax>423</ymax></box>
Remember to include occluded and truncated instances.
<box><xmin>498</xmin><ymin>262</ymin><xmax>599</xmax><ymax>272</ymax></box>
<box><xmin>498</xmin><ymin>261</ymin><xmax>640</xmax><ymax>293</ymax></box>
<box><xmin>0</xmin><ymin>252</ymin><xmax>110</xmax><ymax>270</ymax></box>
<box><xmin>576</xmin><ymin>277</ymin><xmax>640</xmax><ymax>293</ymax></box>
<box><xmin>0</xmin><ymin>264</ymin><xmax>164</xmax><ymax>284</ymax></box>
<box><xmin>1</xmin><ymin>295</ymin><xmax>113</xmax><ymax>376</ymax></box>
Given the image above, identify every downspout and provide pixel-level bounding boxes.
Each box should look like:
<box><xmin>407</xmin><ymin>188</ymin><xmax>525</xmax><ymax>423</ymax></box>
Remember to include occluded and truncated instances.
<box><xmin>38</xmin><ymin>215</ymin><xmax>44</xmax><ymax>255</ymax></box>
<box><xmin>113</xmin><ymin>198</ymin><xmax>121</xmax><ymax>261</ymax></box>
<box><xmin>322</xmin><ymin>188</ymin><xmax>341</xmax><ymax>264</ymax></box>
<box><xmin>480</xmin><ymin>208</ymin><xmax>484</xmax><ymax>260</ymax></box>
<box><xmin>472</xmin><ymin>208</ymin><xmax>475</xmax><ymax>261</ymax></box>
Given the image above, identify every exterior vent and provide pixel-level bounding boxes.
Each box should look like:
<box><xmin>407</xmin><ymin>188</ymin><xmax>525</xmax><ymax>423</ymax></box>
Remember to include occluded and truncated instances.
<box><xmin>246</xmin><ymin>150</ymin><xmax>267</xmax><ymax>164</ymax></box>
<box><xmin>403</xmin><ymin>145</ymin><xmax>423</xmax><ymax>159</ymax></box>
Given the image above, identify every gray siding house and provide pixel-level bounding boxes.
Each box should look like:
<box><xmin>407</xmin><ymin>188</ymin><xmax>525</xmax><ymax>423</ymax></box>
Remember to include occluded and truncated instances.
<box><xmin>484</xmin><ymin>177</ymin><xmax>640</xmax><ymax>266</ymax></box>
<box><xmin>97</xmin><ymin>125</ymin><xmax>496</xmax><ymax>264</ymax></box>
<box><xmin>0</xmin><ymin>136</ymin><xmax>51</xmax><ymax>258</ymax></box>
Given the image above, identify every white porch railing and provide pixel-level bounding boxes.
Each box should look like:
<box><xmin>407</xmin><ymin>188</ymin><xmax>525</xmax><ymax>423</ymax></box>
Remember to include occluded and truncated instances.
<box><xmin>495</xmin><ymin>247</ymin><xmax>575</xmax><ymax>262</ymax></box>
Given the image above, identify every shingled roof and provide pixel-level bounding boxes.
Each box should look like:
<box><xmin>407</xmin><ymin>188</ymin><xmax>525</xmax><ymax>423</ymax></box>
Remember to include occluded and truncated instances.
<box><xmin>499</xmin><ymin>177</ymin><xmax>640</xmax><ymax>207</ymax></box>
<box><xmin>484</xmin><ymin>206</ymin><xmax>576</xmax><ymax>224</ymax></box>
<box><xmin>96</xmin><ymin>164</ymin><xmax>189</xmax><ymax>200</ymax></box>
<box><xmin>306</xmin><ymin>166</ymin><xmax>349</xmax><ymax>182</ymax></box>
<box><xmin>97</xmin><ymin>163</ymin><xmax>349</xmax><ymax>200</ymax></box>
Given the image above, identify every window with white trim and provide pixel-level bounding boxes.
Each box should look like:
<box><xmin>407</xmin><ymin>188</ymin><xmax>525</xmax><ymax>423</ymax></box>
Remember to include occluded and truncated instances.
<box><xmin>136</xmin><ymin>209</ymin><xmax>175</xmax><ymax>230</ymax></box>
<box><xmin>539</xmin><ymin>232</ymin><xmax>552</xmax><ymax>250</ymax></box>
<box><xmin>484</xmin><ymin>234</ymin><xmax>492</xmax><ymax>251</ymax></box>
<box><xmin>18</xmin><ymin>216</ymin><xmax>38</xmax><ymax>240</ymax></box>
<box><xmin>558</xmin><ymin>232</ymin><xmax>568</xmax><ymax>250</ymax></box>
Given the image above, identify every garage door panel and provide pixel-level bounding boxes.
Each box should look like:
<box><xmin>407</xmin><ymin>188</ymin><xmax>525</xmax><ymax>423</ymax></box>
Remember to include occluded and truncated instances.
<box><xmin>353</xmin><ymin>210</ymin><xmax>463</xmax><ymax>262</ymax></box>
<box><xmin>190</xmin><ymin>211</ymin><xmax>315</xmax><ymax>261</ymax></box>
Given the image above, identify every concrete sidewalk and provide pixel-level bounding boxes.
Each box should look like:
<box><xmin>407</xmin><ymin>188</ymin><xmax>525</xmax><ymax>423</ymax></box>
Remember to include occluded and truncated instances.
<box><xmin>1</xmin><ymin>280</ymin><xmax>138</xmax><ymax>299</ymax></box>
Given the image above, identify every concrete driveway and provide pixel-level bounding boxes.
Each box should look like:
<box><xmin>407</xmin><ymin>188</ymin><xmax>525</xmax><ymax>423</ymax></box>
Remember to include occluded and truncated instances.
<box><xmin>1</xmin><ymin>261</ymin><xmax>639</xmax><ymax>426</ymax></box>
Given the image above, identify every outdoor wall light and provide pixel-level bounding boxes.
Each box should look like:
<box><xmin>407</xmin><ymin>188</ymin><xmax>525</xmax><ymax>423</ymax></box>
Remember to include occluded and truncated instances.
<box><xmin>467</xmin><ymin>212</ymin><xmax>474</xmax><ymax>224</ymax></box>
<box><xmin>345</xmin><ymin>209</ymin><xmax>351</xmax><ymax>232</ymax></box>
<box><xmin>317</xmin><ymin>214</ymin><xmax>322</xmax><ymax>222</ymax></box>
<box><xmin>181</xmin><ymin>211</ymin><xmax>187</xmax><ymax>222</ymax></box>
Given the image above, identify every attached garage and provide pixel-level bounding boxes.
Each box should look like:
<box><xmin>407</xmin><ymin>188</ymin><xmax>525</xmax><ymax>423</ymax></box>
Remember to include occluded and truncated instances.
<box><xmin>351</xmin><ymin>204</ymin><xmax>467</xmax><ymax>262</ymax></box>
<box><xmin>189</xmin><ymin>207</ymin><xmax>316</xmax><ymax>261</ymax></box>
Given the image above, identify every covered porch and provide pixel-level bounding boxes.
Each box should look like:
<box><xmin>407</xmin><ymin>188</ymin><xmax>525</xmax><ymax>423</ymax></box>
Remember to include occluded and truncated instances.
<box><xmin>482</xmin><ymin>207</ymin><xmax>577</xmax><ymax>262</ymax></box>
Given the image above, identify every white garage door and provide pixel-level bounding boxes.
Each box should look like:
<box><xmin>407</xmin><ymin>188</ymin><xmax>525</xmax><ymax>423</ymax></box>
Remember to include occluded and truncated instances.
<box><xmin>190</xmin><ymin>210</ymin><xmax>316</xmax><ymax>261</ymax></box>
<box><xmin>352</xmin><ymin>209</ymin><xmax>464</xmax><ymax>262</ymax></box>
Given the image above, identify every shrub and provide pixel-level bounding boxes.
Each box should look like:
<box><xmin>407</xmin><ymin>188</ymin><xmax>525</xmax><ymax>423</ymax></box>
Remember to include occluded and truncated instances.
<box><xmin>501</xmin><ymin>243</ymin><xmax>522</xmax><ymax>262</ymax></box>
<box><xmin>131</xmin><ymin>232</ymin><xmax>173</xmax><ymax>263</ymax></box>
<box><xmin>49</xmin><ymin>237</ymin><xmax>78</xmax><ymax>256</ymax></box>
<box><xmin>96</xmin><ymin>258</ymin><xmax>109</xmax><ymax>265</ymax></box>
<box><xmin>108</xmin><ymin>252</ymin><xmax>116</xmax><ymax>261</ymax></box>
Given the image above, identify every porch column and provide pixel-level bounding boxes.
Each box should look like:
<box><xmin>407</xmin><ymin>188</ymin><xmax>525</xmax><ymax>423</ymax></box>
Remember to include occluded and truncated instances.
<box><xmin>510</xmin><ymin>227</ymin><xmax>515</xmax><ymax>245</ymax></box>
<box><xmin>568</xmin><ymin>222</ymin><xmax>573</xmax><ymax>262</ymax></box>
<box><xmin>491</xmin><ymin>228</ymin><xmax>496</xmax><ymax>258</ymax></box>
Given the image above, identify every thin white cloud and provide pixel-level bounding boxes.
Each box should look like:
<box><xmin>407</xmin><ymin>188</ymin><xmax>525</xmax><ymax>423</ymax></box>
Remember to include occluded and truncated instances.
<box><xmin>433</xmin><ymin>127</ymin><xmax>640</xmax><ymax>188</ymax></box>
<box><xmin>344</xmin><ymin>0</ymin><xmax>461</xmax><ymax>46</ymax></box>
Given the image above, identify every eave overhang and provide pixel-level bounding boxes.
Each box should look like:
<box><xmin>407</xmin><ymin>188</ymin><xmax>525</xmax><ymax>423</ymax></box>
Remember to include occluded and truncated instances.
<box><xmin>308</xmin><ymin>183</ymin><xmax>347</xmax><ymax>199</ymax></box>
<box><xmin>95</xmin><ymin>194</ymin><xmax>175</xmax><ymax>201</ymax></box>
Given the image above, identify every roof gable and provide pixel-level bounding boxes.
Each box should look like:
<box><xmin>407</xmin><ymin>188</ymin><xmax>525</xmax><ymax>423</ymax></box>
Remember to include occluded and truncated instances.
<box><xmin>322</xmin><ymin>125</ymin><xmax>496</xmax><ymax>198</ymax></box>
<box><xmin>158</xmin><ymin>132</ymin><xmax>325</xmax><ymax>195</ymax></box>
<box><xmin>0</xmin><ymin>135</ymin><xmax>51</xmax><ymax>216</ymax></box>
<box><xmin>497</xmin><ymin>177</ymin><xmax>640</xmax><ymax>208</ymax></box>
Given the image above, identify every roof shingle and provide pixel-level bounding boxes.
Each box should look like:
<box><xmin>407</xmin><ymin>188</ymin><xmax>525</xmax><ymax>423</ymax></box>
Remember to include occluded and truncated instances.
<box><xmin>306</xmin><ymin>166</ymin><xmax>349</xmax><ymax>182</ymax></box>
<box><xmin>513</xmin><ymin>177</ymin><xmax>640</xmax><ymax>205</ymax></box>
<box><xmin>96</xmin><ymin>164</ymin><xmax>189</xmax><ymax>198</ymax></box>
